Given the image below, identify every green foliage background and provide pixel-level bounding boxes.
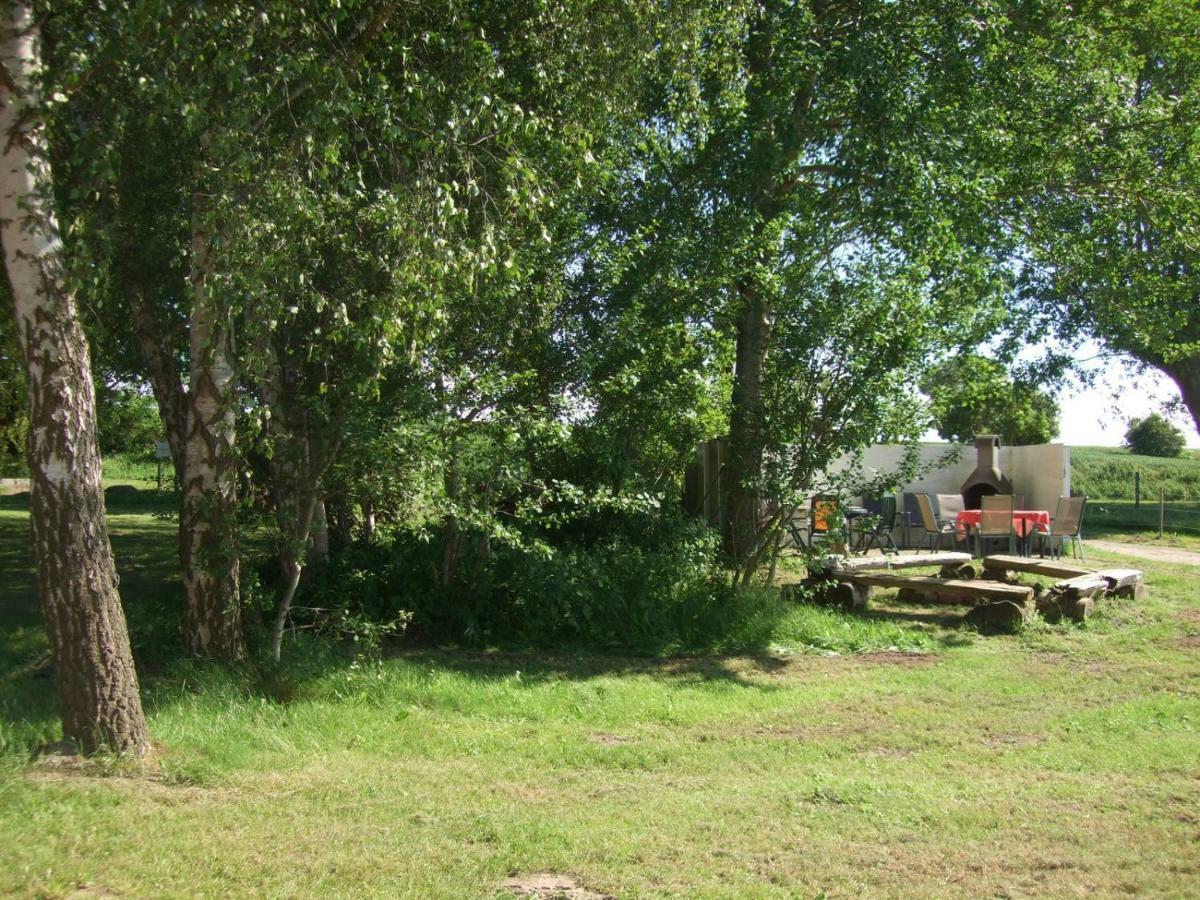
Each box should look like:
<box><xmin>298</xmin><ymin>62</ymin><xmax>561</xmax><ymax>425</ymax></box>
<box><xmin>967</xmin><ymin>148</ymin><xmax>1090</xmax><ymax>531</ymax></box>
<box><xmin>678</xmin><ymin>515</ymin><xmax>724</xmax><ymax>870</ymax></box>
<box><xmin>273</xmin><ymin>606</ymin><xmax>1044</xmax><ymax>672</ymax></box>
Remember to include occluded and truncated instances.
<box><xmin>922</xmin><ymin>354</ymin><xmax>1060</xmax><ymax>445</ymax></box>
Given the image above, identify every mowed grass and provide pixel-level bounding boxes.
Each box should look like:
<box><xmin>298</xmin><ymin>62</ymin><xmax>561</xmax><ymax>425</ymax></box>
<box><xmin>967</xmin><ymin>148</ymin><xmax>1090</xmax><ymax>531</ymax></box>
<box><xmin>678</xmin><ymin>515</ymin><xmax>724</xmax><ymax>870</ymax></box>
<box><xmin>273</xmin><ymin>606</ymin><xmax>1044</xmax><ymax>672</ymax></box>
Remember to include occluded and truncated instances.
<box><xmin>1</xmin><ymin>506</ymin><xmax>1199</xmax><ymax>896</ymax></box>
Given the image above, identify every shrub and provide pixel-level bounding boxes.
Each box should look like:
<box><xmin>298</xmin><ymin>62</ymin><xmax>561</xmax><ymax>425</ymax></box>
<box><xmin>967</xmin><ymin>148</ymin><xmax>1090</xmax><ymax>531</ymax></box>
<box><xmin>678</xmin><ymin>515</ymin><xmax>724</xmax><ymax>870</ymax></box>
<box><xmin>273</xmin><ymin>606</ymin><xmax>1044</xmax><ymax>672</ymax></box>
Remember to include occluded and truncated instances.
<box><xmin>1124</xmin><ymin>413</ymin><xmax>1187</xmax><ymax>458</ymax></box>
<box><xmin>495</xmin><ymin>516</ymin><xmax>775</xmax><ymax>652</ymax></box>
<box><xmin>302</xmin><ymin>512</ymin><xmax>785</xmax><ymax>654</ymax></box>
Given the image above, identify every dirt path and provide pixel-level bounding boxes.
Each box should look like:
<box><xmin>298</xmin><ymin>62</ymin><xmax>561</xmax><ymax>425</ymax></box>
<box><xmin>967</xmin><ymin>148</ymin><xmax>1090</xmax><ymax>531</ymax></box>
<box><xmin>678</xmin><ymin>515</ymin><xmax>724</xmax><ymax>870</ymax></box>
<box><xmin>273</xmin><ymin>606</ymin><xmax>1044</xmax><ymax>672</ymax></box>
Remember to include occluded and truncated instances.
<box><xmin>1088</xmin><ymin>539</ymin><xmax>1200</xmax><ymax>566</ymax></box>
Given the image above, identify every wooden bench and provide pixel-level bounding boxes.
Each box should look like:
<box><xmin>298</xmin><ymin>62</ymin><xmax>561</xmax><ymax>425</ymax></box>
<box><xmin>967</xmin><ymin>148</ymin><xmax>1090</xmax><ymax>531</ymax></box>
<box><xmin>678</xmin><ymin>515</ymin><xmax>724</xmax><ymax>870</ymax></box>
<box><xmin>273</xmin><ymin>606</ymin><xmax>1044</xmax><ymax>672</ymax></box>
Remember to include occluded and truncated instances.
<box><xmin>799</xmin><ymin>552</ymin><xmax>1144</xmax><ymax>626</ymax></box>
<box><xmin>829</xmin><ymin>571</ymin><xmax>1033</xmax><ymax>610</ymax></box>
<box><xmin>982</xmin><ymin>555</ymin><xmax>1092</xmax><ymax>579</ymax></box>
<box><xmin>819</xmin><ymin>551</ymin><xmax>972</xmax><ymax>573</ymax></box>
<box><xmin>1035</xmin><ymin>567</ymin><xmax>1147</xmax><ymax>622</ymax></box>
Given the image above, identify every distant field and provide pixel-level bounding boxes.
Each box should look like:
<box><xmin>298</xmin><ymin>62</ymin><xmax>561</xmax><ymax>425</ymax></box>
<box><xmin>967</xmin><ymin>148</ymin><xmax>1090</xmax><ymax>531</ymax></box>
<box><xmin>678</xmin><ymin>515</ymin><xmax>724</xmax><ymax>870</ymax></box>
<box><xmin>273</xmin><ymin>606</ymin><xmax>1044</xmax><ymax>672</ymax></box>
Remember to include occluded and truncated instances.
<box><xmin>1071</xmin><ymin>446</ymin><xmax>1200</xmax><ymax>537</ymax></box>
<box><xmin>1071</xmin><ymin>445</ymin><xmax>1200</xmax><ymax>501</ymax></box>
<box><xmin>1085</xmin><ymin>500</ymin><xmax>1200</xmax><ymax>541</ymax></box>
<box><xmin>102</xmin><ymin>451</ymin><xmax>161</xmax><ymax>485</ymax></box>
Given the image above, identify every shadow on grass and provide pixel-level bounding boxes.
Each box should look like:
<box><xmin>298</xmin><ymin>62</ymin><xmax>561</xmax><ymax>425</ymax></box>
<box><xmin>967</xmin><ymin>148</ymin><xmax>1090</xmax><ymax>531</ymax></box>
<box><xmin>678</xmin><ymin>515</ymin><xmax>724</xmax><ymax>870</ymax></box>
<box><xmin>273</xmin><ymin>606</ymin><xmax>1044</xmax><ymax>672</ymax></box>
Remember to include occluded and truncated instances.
<box><xmin>863</xmin><ymin>605</ymin><xmax>966</xmax><ymax>629</ymax></box>
<box><xmin>384</xmin><ymin>645</ymin><xmax>794</xmax><ymax>691</ymax></box>
<box><xmin>0</xmin><ymin>498</ymin><xmax>186</xmax><ymax>751</ymax></box>
<box><xmin>0</xmin><ymin>486</ymin><xmax>179</xmax><ymax>516</ymax></box>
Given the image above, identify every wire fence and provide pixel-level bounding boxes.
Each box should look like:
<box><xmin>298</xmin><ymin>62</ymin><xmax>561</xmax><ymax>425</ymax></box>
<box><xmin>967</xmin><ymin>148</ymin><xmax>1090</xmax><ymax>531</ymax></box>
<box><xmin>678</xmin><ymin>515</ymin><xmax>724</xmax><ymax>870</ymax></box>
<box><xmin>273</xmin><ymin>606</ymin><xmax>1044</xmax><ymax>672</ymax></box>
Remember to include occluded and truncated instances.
<box><xmin>1085</xmin><ymin>497</ymin><xmax>1200</xmax><ymax>536</ymax></box>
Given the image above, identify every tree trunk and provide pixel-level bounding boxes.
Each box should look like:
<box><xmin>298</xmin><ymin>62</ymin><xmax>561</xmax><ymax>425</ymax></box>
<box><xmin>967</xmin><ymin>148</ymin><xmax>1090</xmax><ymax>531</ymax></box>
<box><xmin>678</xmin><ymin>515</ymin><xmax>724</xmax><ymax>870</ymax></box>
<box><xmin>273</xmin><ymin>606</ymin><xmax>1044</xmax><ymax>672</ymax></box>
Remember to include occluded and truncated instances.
<box><xmin>258</xmin><ymin>343</ymin><xmax>341</xmax><ymax>660</ymax></box>
<box><xmin>0</xmin><ymin>4</ymin><xmax>148</xmax><ymax>755</ymax></box>
<box><xmin>308</xmin><ymin>497</ymin><xmax>329</xmax><ymax>568</ymax></box>
<box><xmin>269</xmin><ymin>490</ymin><xmax>318</xmax><ymax>661</ymax></box>
<box><xmin>125</xmin><ymin>278</ymin><xmax>188</xmax><ymax>484</ymax></box>
<box><xmin>724</xmin><ymin>285</ymin><xmax>774</xmax><ymax>572</ymax></box>
<box><xmin>440</xmin><ymin>432</ymin><xmax>462</xmax><ymax>588</ymax></box>
<box><xmin>360</xmin><ymin>495</ymin><xmax>375</xmax><ymax>543</ymax></box>
<box><xmin>325</xmin><ymin>493</ymin><xmax>354</xmax><ymax>551</ymax></box>
<box><xmin>180</xmin><ymin>221</ymin><xmax>244</xmax><ymax>661</ymax></box>
<box><xmin>1162</xmin><ymin>356</ymin><xmax>1200</xmax><ymax>437</ymax></box>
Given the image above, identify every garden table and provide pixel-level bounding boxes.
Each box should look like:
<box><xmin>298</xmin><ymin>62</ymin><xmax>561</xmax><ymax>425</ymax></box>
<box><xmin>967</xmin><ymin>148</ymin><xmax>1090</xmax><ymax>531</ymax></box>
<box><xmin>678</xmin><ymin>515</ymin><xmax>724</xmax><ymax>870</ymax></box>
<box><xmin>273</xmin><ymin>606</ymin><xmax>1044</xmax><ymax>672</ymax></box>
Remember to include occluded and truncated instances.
<box><xmin>955</xmin><ymin>508</ymin><xmax>1051</xmax><ymax>556</ymax></box>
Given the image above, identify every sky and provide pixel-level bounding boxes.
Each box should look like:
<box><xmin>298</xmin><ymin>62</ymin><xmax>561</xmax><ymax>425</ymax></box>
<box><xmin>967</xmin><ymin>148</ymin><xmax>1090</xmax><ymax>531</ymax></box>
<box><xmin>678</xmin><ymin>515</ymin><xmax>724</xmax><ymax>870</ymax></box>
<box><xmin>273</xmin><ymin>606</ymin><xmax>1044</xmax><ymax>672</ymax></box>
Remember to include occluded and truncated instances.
<box><xmin>918</xmin><ymin>343</ymin><xmax>1200</xmax><ymax>449</ymax></box>
<box><xmin>1053</xmin><ymin>349</ymin><xmax>1200</xmax><ymax>449</ymax></box>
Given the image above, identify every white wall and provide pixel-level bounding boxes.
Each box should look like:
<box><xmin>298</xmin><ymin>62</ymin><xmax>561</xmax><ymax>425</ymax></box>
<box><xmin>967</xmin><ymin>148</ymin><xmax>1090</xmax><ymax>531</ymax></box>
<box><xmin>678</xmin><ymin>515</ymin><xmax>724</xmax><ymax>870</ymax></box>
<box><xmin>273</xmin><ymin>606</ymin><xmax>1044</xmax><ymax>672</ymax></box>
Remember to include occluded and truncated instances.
<box><xmin>852</xmin><ymin>442</ymin><xmax>1071</xmax><ymax>510</ymax></box>
<box><xmin>857</xmin><ymin>443</ymin><xmax>975</xmax><ymax>496</ymax></box>
<box><xmin>1006</xmin><ymin>443</ymin><xmax>1071</xmax><ymax>512</ymax></box>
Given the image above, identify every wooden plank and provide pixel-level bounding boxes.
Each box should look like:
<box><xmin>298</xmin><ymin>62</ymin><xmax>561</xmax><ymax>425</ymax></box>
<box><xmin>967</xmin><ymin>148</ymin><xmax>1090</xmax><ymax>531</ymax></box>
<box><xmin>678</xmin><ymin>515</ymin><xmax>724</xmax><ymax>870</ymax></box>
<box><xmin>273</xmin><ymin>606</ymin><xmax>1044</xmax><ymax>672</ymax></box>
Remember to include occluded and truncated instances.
<box><xmin>1093</xmin><ymin>568</ymin><xmax>1144</xmax><ymax>590</ymax></box>
<box><xmin>835</xmin><ymin>572</ymin><xmax>1033</xmax><ymax>604</ymax></box>
<box><xmin>822</xmin><ymin>551</ymin><xmax>972</xmax><ymax>573</ymax></box>
<box><xmin>1052</xmin><ymin>574</ymin><xmax>1109</xmax><ymax>598</ymax></box>
<box><xmin>982</xmin><ymin>555</ymin><xmax>1093</xmax><ymax>579</ymax></box>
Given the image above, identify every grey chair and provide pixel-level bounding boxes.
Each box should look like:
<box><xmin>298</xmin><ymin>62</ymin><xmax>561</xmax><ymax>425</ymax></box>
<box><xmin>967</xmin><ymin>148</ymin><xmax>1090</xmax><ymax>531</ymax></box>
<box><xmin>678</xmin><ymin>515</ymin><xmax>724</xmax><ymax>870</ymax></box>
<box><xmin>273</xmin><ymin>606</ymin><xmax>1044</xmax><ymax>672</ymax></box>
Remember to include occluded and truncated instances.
<box><xmin>976</xmin><ymin>494</ymin><xmax>1016</xmax><ymax>557</ymax></box>
<box><xmin>915</xmin><ymin>493</ymin><xmax>956</xmax><ymax>553</ymax></box>
<box><xmin>1038</xmin><ymin>496</ymin><xmax>1087</xmax><ymax>561</ymax></box>
<box><xmin>934</xmin><ymin>493</ymin><xmax>964</xmax><ymax>529</ymax></box>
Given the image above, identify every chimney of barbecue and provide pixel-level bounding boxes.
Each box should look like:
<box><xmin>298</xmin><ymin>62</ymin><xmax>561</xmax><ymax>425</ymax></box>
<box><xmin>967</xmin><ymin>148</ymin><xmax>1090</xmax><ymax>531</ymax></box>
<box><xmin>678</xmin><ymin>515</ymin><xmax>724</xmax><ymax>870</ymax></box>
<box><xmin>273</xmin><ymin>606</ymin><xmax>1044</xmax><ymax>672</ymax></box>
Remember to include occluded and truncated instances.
<box><xmin>960</xmin><ymin>434</ymin><xmax>1013</xmax><ymax>509</ymax></box>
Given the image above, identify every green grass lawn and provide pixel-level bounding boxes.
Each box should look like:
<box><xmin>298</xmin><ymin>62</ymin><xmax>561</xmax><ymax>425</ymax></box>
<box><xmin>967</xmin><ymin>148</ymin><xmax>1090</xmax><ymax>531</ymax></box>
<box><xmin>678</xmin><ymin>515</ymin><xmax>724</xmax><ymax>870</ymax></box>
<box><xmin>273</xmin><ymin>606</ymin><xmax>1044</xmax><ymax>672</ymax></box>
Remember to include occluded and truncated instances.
<box><xmin>1</xmin><ymin>503</ymin><xmax>1199</xmax><ymax>897</ymax></box>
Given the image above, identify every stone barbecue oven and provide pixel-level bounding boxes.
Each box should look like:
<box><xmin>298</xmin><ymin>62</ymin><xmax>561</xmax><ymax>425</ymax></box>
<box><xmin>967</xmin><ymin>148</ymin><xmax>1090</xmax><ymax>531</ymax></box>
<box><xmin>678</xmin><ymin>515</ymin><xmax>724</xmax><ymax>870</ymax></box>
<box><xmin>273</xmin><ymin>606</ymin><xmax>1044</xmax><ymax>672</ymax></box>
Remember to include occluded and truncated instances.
<box><xmin>960</xmin><ymin>434</ymin><xmax>1013</xmax><ymax>509</ymax></box>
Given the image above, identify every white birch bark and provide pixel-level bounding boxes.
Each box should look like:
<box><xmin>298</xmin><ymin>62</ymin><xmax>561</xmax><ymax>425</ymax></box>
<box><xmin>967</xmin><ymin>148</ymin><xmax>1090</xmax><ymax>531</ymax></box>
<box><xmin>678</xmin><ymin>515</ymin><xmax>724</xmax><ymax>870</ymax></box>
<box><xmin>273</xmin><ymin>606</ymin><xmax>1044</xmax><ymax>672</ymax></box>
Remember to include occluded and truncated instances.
<box><xmin>0</xmin><ymin>2</ymin><xmax>148</xmax><ymax>754</ymax></box>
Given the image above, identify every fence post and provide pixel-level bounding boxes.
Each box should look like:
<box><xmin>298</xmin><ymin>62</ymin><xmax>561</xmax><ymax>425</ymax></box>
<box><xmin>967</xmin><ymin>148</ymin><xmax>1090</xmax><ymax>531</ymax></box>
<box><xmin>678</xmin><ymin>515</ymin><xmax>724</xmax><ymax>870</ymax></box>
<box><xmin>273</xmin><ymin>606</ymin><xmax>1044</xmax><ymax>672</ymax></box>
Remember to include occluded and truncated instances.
<box><xmin>1134</xmin><ymin>470</ymin><xmax>1140</xmax><ymax>508</ymax></box>
<box><xmin>1159</xmin><ymin>487</ymin><xmax>1165</xmax><ymax>539</ymax></box>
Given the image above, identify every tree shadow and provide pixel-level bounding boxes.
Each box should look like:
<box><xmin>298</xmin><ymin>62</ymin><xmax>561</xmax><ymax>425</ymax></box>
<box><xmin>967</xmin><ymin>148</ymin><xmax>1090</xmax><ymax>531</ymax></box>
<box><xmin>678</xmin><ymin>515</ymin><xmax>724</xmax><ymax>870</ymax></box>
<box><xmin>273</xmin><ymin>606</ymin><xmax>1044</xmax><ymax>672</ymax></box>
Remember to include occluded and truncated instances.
<box><xmin>385</xmin><ymin>645</ymin><xmax>792</xmax><ymax>691</ymax></box>
<box><xmin>0</xmin><ymin>503</ymin><xmax>187</xmax><ymax>748</ymax></box>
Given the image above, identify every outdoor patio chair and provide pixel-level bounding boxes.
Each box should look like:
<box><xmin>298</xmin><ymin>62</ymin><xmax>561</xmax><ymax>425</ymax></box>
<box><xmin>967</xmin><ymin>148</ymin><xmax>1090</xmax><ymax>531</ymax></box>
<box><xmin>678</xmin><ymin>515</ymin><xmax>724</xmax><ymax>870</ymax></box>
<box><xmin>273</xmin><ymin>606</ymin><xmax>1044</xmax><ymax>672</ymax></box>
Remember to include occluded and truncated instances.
<box><xmin>785</xmin><ymin>505</ymin><xmax>808</xmax><ymax>550</ymax></box>
<box><xmin>807</xmin><ymin>494</ymin><xmax>843</xmax><ymax>548</ymax></box>
<box><xmin>934</xmin><ymin>493</ymin><xmax>964</xmax><ymax>528</ymax></box>
<box><xmin>857</xmin><ymin>494</ymin><xmax>899</xmax><ymax>554</ymax></box>
<box><xmin>915</xmin><ymin>493</ymin><xmax>956</xmax><ymax>553</ymax></box>
<box><xmin>1037</xmin><ymin>496</ymin><xmax>1087</xmax><ymax>561</ymax></box>
<box><xmin>976</xmin><ymin>494</ymin><xmax>1016</xmax><ymax>557</ymax></box>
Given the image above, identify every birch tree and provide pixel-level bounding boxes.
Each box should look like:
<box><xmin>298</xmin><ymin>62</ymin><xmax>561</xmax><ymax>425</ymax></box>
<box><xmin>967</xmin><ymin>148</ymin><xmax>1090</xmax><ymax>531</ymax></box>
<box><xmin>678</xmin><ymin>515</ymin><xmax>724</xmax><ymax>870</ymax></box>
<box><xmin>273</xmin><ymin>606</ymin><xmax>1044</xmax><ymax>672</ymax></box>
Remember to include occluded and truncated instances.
<box><xmin>0</xmin><ymin>0</ymin><xmax>147</xmax><ymax>755</ymax></box>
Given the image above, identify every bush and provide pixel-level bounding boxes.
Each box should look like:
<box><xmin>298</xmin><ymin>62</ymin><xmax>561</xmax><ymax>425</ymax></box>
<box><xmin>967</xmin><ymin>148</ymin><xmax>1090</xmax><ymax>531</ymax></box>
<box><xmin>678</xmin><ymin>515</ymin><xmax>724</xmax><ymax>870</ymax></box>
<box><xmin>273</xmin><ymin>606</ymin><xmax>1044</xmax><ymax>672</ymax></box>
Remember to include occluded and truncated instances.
<box><xmin>496</xmin><ymin>517</ymin><xmax>775</xmax><ymax>652</ymax></box>
<box><xmin>1124</xmin><ymin>413</ymin><xmax>1187</xmax><ymax>458</ymax></box>
<box><xmin>302</xmin><ymin>512</ymin><xmax>785</xmax><ymax>654</ymax></box>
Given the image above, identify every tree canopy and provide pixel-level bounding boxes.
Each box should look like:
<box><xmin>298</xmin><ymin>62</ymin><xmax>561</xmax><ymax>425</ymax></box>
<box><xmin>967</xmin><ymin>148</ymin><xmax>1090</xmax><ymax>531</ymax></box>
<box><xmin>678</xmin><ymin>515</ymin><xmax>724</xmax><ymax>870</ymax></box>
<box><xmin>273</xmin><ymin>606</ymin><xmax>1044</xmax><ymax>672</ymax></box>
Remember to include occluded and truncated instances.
<box><xmin>1014</xmin><ymin>0</ymin><xmax>1200</xmax><ymax>432</ymax></box>
<box><xmin>922</xmin><ymin>354</ymin><xmax>1060</xmax><ymax>446</ymax></box>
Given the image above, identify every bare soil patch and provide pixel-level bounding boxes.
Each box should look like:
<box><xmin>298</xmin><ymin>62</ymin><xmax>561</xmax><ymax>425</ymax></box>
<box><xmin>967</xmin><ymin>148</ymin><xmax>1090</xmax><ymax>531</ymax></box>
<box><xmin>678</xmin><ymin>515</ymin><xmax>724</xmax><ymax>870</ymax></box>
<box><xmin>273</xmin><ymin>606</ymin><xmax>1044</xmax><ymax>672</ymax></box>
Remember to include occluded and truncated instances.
<box><xmin>854</xmin><ymin>649</ymin><xmax>939</xmax><ymax>667</ymax></box>
<box><xmin>587</xmin><ymin>733</ymin><xmax>629</xmax><ymax>746</ymax></box>
<box><xmin>981</xmin><ymin>731</ymin><xmax>1046</xmax><ymax>748</ymax></box>
<box><xmin>500</xmin><ymin>873</ymin><xmax>614</xmax><ymax>899</ymax></box>
<box><xmin>65</xmin><ymin>884</ymin><xmax>122</xmax><ymax>898</ymax></box>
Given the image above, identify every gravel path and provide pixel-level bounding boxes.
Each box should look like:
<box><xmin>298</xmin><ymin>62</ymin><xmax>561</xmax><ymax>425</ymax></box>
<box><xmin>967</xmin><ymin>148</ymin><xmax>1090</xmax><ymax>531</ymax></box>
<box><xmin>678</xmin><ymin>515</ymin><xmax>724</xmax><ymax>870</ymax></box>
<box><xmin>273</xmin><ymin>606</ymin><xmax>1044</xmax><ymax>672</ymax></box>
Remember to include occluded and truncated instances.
<box><xmin>1088</xmin><ymin>539</ymin><xmax>1200</xmax><ymax>566</ymax></box>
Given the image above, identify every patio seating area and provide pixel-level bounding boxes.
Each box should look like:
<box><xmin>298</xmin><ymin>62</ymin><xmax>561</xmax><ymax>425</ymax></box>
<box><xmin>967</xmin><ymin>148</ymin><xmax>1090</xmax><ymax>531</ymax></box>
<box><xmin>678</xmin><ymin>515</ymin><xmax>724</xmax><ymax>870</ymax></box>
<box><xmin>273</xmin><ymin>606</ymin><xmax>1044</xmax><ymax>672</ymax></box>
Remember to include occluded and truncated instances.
<box><xmin>803</xmin><ymin>548</ymin><xmax>1143</xmax><ymax>627</ymax></box>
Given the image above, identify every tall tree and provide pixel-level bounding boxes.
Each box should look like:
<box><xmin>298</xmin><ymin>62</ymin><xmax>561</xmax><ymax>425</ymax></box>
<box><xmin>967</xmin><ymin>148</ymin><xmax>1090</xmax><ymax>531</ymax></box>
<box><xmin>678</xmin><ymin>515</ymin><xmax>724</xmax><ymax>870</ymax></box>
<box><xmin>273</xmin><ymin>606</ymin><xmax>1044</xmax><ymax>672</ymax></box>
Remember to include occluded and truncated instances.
<box><xmin>922</xmin><ymin>354</ymin><xmax>1060</xmax><ymax>446</ymax></box>
<box><xmin>0</xmin><ymin>0</ymin><xmax>147</xmax><ymax>754</ymax></box>
<box><xmin>596</xmin><ymin>0</ymin><xmax>1025</xmax><ymax>574</ymax></box>
<box><xmin>1016</xmin><ymin>1</ymin><xmax>1200</xmax><ymax>432</ymax></box>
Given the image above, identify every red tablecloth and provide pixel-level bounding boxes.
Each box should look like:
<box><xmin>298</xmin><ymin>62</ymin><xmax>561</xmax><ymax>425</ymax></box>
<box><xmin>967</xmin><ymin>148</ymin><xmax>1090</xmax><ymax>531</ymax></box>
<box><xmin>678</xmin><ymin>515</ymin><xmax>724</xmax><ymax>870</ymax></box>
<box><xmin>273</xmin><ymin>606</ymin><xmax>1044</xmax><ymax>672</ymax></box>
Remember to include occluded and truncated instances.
<box><xmin>955</xmin><ymin>509</ymin><xmax>1051</xmax><ymax>539</ymax></box>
